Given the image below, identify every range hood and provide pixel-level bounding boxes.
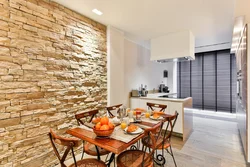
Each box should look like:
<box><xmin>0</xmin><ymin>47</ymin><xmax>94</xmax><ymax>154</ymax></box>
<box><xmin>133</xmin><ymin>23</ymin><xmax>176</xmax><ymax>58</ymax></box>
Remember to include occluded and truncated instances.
<box><xmin>150</xmin><ymin>30</ymin><xmax>195</xmax><ymax>62</ymax></box>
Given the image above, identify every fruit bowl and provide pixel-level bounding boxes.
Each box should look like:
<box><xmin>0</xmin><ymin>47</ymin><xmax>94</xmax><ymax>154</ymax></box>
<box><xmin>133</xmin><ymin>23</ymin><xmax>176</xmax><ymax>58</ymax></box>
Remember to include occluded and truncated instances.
<box><xmin>93</xmin><ymin>126</ymin><xmax>114</xmax><ymax>137</ymax></box>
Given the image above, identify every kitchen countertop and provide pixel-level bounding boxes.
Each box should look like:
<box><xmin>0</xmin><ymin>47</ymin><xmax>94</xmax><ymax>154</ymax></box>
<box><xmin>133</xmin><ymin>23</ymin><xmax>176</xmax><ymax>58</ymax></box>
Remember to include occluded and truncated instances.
<box><xmin>131</xmin><ymin>93</ymin><xmax>192</xmax><ymax>102</ymax></box>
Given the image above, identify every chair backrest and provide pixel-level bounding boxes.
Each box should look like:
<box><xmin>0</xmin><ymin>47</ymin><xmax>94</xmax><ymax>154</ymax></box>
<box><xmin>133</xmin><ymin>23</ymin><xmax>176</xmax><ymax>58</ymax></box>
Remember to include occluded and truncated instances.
<box><xmin>106</xmin><ymin>104</ymin><xmax>122</xmax><ymax>117</ymax></box>
<box><xmin>141</xmin><ymin>121</ymin><xmax>164</xmax><ymax>166</ymax></box>
<box><xmin>162</xmin><ymin>111</ymin><xmax>179</xmax><ymax>143</ymax></box>
<box><xmin>75</xmin><ymin>109</ymin><xmax>98</xmax><ymax>126</ymax></box>
<box><xmin>49</xmin><ymin>129</ymin><xmax>81</xmax><ymax>167</ymax></box>
<box><xmin>147</xmin><ymin>102</ymin><xmax>167</xmax><ymax>112</ymax></box>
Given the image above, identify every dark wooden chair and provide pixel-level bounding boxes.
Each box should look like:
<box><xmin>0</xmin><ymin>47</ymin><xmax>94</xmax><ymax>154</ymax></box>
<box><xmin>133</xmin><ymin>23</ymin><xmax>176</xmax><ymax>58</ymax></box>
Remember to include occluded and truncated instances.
<box><xmin>146</xmin><ymin>102</ymin><xmax>167</xmax><ymax>112</ymax></box>
<box><xmin>75</xmin><ymin>109</ymin><xmax>110</xmax><ymax>160</ymax></box>
<box><xmin>48</xmin><ymin>129</ymin><xmax>106</xmax><ymax>167</ymax></box>
<box><xmin>106</xmin><ymin>104</ymin><xmax>123</xmax><ymax>117</ymax></box>
<box><xmin>116</xmin><ymin>121</ymin><xmax>164</xmax><ymax>167</ymax></box>
<box><xmin>142</xmin><ymin>111</ymin><xmax>179</xmax><ymax>167</ymax></box>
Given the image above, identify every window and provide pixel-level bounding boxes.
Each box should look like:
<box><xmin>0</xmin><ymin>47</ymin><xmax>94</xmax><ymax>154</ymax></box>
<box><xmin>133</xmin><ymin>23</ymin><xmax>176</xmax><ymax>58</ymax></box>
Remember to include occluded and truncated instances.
<box><xmin>177</xmin><ymin>49</ymin><xmax>236</xmax><ymax>113</ymax></box>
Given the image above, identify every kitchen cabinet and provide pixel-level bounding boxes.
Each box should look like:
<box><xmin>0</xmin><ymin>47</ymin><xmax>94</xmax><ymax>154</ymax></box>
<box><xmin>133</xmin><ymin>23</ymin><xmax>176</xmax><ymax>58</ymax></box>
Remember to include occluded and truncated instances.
<box><xmin>130</xmin><ymin>96</ymin><xmax>193</xmax><ymax>140</ymax></box>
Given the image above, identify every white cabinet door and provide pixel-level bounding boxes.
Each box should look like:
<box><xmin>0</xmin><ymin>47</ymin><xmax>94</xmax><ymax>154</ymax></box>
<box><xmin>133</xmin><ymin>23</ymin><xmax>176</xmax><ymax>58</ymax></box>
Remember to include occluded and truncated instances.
<box><xmin>130</xmin><ymin>98</ymin><xmax>140</xmax><ymax>109</ymax></box>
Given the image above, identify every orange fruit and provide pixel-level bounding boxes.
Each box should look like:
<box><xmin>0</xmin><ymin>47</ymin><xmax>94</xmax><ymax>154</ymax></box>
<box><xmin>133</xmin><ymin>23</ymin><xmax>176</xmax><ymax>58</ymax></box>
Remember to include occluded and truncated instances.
<box><xmin>100</xmin><ymin>117</ymin><xmax>109</xmax><ymax>125</ymax></box>
<box><xmin>100</xmin><ymin>125</ymin><xmax>109</xmax><ymax>130</ymax></box>
<box><xmin>108</xmin><ymin>122</ymin><xmax>114</xmax><ymax>129</ymax></box>
<box><xmin>92</xmin><ymin>117</ymin><xmax>101</xmax><ymax>124</ymax></box>
<box><xmin>95</xmin><ymin>122</ymin><xmax>101</xmax><ymax>130</ymax></box>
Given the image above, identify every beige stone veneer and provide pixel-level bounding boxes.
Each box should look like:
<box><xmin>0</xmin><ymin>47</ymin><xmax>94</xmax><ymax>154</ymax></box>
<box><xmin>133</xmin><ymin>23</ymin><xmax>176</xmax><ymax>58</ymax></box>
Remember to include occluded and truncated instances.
<box><xmin>0</xmin><ymin>0</ymin><xmax>107</xmax><ymax>166</ymax></box>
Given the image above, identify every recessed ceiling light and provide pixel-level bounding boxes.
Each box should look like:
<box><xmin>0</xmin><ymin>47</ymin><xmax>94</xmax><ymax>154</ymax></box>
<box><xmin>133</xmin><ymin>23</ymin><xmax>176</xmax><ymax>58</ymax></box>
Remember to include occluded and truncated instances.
<box><xmin>92</xmin><ymin>9</ymin><xmax>103</xmax><ymax>15</ymax></box>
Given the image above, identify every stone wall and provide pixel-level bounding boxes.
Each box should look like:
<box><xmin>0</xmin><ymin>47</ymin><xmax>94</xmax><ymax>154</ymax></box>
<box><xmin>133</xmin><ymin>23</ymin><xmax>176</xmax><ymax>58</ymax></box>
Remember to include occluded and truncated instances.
<box><xmin>0</xmin><ymin>0</ymin><xmax>107</xmax><ymax>166</ymax></box>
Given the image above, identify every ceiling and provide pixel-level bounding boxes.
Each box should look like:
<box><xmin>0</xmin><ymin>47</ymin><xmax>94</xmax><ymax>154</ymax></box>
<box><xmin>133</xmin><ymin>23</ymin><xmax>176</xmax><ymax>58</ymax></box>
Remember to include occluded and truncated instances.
<box><xmin>53</xmin><ymin>0</ymin><xmax>235</xmax><ymax>48</ymax></box>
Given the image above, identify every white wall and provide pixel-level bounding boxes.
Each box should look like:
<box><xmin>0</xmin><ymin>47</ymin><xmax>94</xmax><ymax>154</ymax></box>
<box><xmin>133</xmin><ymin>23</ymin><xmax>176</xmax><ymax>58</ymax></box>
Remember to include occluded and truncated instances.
<box><xmin>107</xmin><ymin>26</ymin><xmax>125</xmax><ymax>106</ymax></box>
<box><xmin>195</xmin><ymin>42</ymin><xmax>231</xmax><ymax>53</ymax></box>
<box><xmin>107</xmin><ymin>27</ymin><xmax>175</xmax><ymax>107</ymax></box>
<box><xmin>234</xmin><ymin>0</ymin><xmax>250</xmax><ymax>24</ymax></box>
<box><xmin>124</xmin><ymin>39</ymin><xmax>175</xmax><ymax>106</ymax></box>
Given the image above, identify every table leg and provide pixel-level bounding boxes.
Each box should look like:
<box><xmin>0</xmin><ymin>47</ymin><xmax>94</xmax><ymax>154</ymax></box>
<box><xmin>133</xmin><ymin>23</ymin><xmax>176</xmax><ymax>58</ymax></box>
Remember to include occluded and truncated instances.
<box><xmin>107</xmin><ymin>153</ymin><xmax>115</xmax><ymax>167</ymax></box>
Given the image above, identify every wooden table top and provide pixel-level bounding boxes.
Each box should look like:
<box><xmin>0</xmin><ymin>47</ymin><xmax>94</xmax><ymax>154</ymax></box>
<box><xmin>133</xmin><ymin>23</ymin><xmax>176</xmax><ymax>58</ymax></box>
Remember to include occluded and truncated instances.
<box><xmin>67</xmin><ymin>113</ymin><xmax>173</xmax><ymax>154</ymax></box>
<box><xmin>66</xmin><ymin>119</ymin><xmax>165</xmax><ymax>154</ymax></box>
<box><xmin>67</xmin><ymin>127</ymin><xmax>145</xmax><ymax>154</ymax></box>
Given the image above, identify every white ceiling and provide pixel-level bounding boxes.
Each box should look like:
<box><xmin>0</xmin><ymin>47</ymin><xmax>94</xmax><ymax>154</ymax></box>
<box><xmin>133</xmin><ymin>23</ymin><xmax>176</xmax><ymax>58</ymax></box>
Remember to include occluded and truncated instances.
<box><xmin>53</xmin><ymin>0</ymin><xmax>235</xmax><ymax>48</ymax></box>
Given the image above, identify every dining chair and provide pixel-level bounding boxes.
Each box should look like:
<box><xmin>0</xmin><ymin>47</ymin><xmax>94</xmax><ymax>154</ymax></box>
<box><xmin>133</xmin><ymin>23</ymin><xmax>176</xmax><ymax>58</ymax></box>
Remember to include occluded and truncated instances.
<box><xmin>75</xmin><ymin>109</ymin><xmax>110</xmax><ymax>160</ymax></box>
<box><xmin>142</xmin><ymin>111</ymin><xmax>179</xmax><ymax>167</ymax></box>
<box><xmin>106</xmin><ymin>104</ymin><xmax>123</xmax><ymax>117</ymax></box>
<box><xmin>116</xmin><ymin>121</ymin><xmax>164</xmax><ymax>167</ymax></box>
<box><xmin>48</xmin><ymin>129</ymin><xmax>106</xmax><ymax>167</ymax></box>
<box><xmin>146</xmin><ymin>102</ymin><xmax>167</xmax><ymax>112</ymax></box>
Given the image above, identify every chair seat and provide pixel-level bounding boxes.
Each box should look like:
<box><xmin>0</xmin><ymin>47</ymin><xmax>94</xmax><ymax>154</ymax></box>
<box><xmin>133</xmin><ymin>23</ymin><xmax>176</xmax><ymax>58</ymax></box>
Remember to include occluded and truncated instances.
<box><xmin>142</xmin><ymin>136</ymin><xmax>170</xmax><ymax>149</ymax></box>
<box><xmin>117</xmin><ymin>150</ymin><xmax>153</xmax><ymax>167</ymax></box>
<box><xmin>69</xmin><ymin>158</ymin><xmax>106</xmax><ymax>167</ymax></box>
<box><xmin>84</xmin><ymin>142</ymin><xmax>110</xmax><ymax>156</ymax></box>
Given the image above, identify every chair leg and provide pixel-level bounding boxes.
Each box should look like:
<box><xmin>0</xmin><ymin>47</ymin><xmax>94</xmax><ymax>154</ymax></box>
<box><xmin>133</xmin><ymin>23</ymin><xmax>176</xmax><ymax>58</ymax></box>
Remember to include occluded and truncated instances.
<box><xmin>105</xmin><ymin>153</ymin><xmax>110</xmax><ymax>163</ymax></box>
<box><xmin>169</xmin><ymin>145</ymin><xmax>177</xmax><ymax>167</ymax></box>
<box><xmin>81</xmin><ymin>141</ymin><xmax>85</xmax><ymax>159</ymax></box>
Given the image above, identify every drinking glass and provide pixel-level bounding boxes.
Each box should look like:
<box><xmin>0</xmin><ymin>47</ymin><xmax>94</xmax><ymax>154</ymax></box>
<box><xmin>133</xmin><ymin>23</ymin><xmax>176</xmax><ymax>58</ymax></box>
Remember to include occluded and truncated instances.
<box><xmin>121</xmin><ymin>121</ymin><xmax>127</xmax><ymax>130</ymax></box>
<box><xmin>136</xmin><ymin>110</ymin><xmax>142</xmax><ymax>120</ymax></box>
<box><xmin>119</xmin><ymin>107</ymin><xmax>126</xmax><ymax>121</ymax></box>
<box><xmin>128</xmin><ymin>110</ymin><xmax>133</xmax><ymax>118</ymax></box>
<box><xmin>145</xmin><ymin>112</ymin><xmax>150</xmax><ymax>118</ymax></box>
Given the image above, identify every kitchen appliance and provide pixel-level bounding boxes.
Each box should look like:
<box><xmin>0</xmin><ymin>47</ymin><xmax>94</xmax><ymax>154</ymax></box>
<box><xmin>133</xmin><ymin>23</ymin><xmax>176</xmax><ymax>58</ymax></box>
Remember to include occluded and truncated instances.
<box><xmin>140</xmin><ymin>84</ymin><xmax>148</xmax><ymax>97</ymax></box>
<box><xmin>141</xmin><ymin>90</ymin><xmax>147</xmax><ymax>97</ymax></box>
<box><xmin>150</xmin><ymin>30</ymin><xmax>195</xmax><ymax>62</ymax></box>
<box><xmin>131</xmin><ymin>90</ymin><xmax>140</xmax><ymax>97</ymax></box>
<box><xmin>131</xmin><ymin>84</ymin><xmax>148</xmax><ymax>97</ymax></box>
<box><xmin>159</xmin><ymin>83</ymin><xmax>169</xmax><ymax>93</ymax></box>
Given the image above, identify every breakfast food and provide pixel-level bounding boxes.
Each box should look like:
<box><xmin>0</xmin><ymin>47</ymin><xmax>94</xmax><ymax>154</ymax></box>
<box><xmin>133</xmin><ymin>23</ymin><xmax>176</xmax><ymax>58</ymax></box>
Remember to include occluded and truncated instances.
<box><xmin>100</xmin><ymin>116</ymin><xmax>109</xmax><ymax>125</ymax></box>
<box><xmin>93</xmin><ymin>116</ymin><xmax>115</xmax><ymax>137</ymax></box>
<box><xmin>92</xmin><ymin>117</ymin><xmax>101</xmax><ymax>124</ymax></box>
<box><xmin>127</xmin><ymin>124</ymin><xmax>138</xmax><ymax>133</ymax></box>
<box><xmin>153</xmin><ymin>113</ymin><xmax>160</xmax><ymax>119</ymax></box>
<box><xmin>152</xmin><ymin>111</ymin><xmax>164</xmax><ymax>115</ymax></box>
<box><xmin>94</xmin><ymin>117</ymin><xmax>114</xmax><ymax>130</ymax></box>
<box><xmin>108</xmin><ymin>122</ymin><xmax>114</xmax><ymax>129</ymax></box>
<box><xmin>135</xmin><ymin>108</ymin><xmax>146</xmax><ymax>112</ymax></box>
<box><xmin>100</xmin><ymin>125</ymin><xmax>109</xmax><ymax>130</ymax></box>
<box><xmin>95</xmin><ymin>122</ymin><xmax>101</xmax><ymax>130</ymax></box>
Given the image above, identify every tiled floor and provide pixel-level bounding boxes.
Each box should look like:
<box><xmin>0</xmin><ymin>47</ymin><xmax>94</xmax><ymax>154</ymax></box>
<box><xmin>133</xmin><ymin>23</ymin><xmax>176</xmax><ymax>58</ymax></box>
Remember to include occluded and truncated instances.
<box><xmin>167</xmin><ymin>110</ymin><xmax>249</xmax><ymax>167</ymax></box>
<box><xmin>58</xmin><ymin>110</ymin><xmax>250</xmax><ymax>167</ymax></box>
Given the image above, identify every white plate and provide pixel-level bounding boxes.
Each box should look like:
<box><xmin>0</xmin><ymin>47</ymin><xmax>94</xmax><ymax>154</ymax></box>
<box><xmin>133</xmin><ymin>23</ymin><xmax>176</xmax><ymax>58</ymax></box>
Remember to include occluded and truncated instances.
<box><xmin>124</xmin><ymin>127</ymin><xmax>143</xmax><ymax>135</ymax></box>
<box><xmin>150</xmin><ymin>116</ymin><xmax>163</xmax><ymax>120</ymax></box>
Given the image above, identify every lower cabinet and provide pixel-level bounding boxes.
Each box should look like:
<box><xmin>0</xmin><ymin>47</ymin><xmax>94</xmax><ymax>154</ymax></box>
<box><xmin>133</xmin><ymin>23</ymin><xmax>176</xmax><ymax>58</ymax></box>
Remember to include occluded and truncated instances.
<box><xmin>130</xmin><ymin>98</ymin><xmax>183</xmax><ymax>134</ymax></box>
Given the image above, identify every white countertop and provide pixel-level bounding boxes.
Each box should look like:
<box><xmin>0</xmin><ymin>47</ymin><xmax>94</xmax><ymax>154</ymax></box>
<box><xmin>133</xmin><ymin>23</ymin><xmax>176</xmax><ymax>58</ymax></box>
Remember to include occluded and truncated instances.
<box><xmin>131</xmin><ymin>93</ymin><xmax>191</xmax><ymax>102</ymax></box>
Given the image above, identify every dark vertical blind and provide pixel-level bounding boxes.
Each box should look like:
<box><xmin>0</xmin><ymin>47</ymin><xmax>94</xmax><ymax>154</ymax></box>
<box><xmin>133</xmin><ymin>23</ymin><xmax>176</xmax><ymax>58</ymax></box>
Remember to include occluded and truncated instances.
<box><xmin>203</xmin><ymin>53</ymin><xmax>216</xmax><ymax>110</ymax></box>
<box><xmin>191</xmin><ymin>54</ymin><xmax>202</xmax><ymax>109</ymax></box>
<box><xmin>217</xmin><ymin>50</ymin><xmax>231</xmax><ymax>111</ymax></box>
<box><xmin>177</xmin><ymin>49</ymin><xmax>236</xmax><ymax>113</ymax></box>
<box><xmin>180</xmin><ymin>61</ymin><xmax>191</xmax><ymax>98</ymax></box>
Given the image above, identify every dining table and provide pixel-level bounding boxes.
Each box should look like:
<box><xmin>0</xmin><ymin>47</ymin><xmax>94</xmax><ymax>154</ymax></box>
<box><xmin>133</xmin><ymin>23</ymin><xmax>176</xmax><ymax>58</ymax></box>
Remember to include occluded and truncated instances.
<box><xmin>66</xmin><ymin>113</ymin><xmax>172</xmax><ymax>167</ymax></box>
